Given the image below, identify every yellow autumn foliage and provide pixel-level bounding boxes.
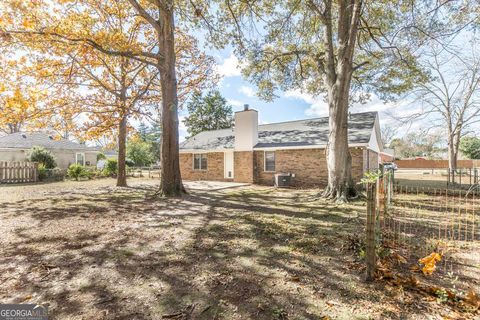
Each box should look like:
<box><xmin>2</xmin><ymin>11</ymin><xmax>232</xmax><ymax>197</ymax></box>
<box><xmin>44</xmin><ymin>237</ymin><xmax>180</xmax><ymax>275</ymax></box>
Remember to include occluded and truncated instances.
<box><xmin>418</xmin><ymin>252</ymin><xmax>442</xmax><ymax>275</ymax></box>
<box><xmin>1</xmin><ymin>0</ymin><xmax>218</xmax><ymax>141</ymax></box>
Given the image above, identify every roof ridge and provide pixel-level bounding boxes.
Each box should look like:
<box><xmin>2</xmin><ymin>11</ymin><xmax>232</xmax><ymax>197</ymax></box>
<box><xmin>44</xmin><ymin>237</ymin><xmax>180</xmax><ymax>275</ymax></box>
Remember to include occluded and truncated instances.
<box><xmin>259</xmin><ymin>110</ymin><xmax>377</xmax><ymax>127</ymax></box>
<box><xmin>188</xmin><ymin>111</ymin><xmax>377</xmax><ymax>136</ymax></box>
<box><xmin>7</xmin><ymin>130</ymin><xmax>57</xmax><ymax>135</ymax></box>
<box><xmin>259</xmin><ymin>117</ymin><xmax>325</xmax><ymax>127</ymax></box>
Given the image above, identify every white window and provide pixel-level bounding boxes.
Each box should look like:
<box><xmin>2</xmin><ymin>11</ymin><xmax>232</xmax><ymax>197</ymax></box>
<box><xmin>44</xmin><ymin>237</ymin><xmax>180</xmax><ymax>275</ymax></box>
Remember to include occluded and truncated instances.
<box><xmin>193</xmin><ymin>154</ymin><xmax>207</xmax><ymax>170</ymax></box>
<box><xmin>76</xmin><ymin>152</ymin><xmax>85</xmax><ymax>166</ymax></box>
<box><xmin>264</xmin><ymin>151</ymin><xmax>275</xmax><ymax>172</ymax></box>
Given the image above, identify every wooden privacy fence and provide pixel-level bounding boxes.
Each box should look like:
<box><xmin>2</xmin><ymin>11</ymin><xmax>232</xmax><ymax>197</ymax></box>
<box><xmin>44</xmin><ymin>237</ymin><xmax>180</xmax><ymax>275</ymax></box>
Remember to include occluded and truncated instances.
<box><xmin>396</xmin><ymin>159</ymin><xmax>480</xmax><ymax>169</ymax></box>
<box><xmin>0</xmin><ymin>161</ymin><xmax>39</xmax><ymax>184</ymax></box>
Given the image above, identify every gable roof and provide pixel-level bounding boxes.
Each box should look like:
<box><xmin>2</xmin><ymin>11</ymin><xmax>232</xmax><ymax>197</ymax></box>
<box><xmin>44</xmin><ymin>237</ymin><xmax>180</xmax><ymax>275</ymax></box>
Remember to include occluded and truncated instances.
<box><xmin>0</xmin><ymin>132</ymin><xmax>99</xmax><ymax>151</ymax></box>
<box><xmin>180</xmin><ymin>111</ymin><xmax>379</xmax><ymax>151</ymax></box>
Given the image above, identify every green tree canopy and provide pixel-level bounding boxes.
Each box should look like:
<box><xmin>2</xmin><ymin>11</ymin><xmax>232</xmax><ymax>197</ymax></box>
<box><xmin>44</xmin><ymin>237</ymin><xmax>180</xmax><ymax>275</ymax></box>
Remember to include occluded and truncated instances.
<box><xmin>139</xmin><ymin>122</ymin><xmax>161</xmax><ymax>163</ymax></box>
<box><xmin>459</xmin><ymin>136</ymin><xmax>480</xmax><ymax>159</ymax></box>
<box><xmin>183</xmin><ymin>90</ymin><xmax>233</xmax><ymax>137</ymax></box>
<box><xmin>207</xmin><ymin>0</ymin><xmax>477</xmax><ymax>201</ymax></box>
<box><xmin>126</xmin><ymin>135</ymin><xmax>155</xmax><ymax>167</ymax></box>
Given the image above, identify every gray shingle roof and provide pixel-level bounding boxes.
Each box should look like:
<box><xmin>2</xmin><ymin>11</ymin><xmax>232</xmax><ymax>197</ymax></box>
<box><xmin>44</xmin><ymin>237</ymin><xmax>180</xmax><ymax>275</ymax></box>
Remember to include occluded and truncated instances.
<box><xmin>0</xmin><ymin>132</ymin><xmax>99</xmax><ymax>151</ymax></box>
<box><xmin>180</xmin><ymin>111</ymin><xmax>377</xmax><ymax>150</ymax></box>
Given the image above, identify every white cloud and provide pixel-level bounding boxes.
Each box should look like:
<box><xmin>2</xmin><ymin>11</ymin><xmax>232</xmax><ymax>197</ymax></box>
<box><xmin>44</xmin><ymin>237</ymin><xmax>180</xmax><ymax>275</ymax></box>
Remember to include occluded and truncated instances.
<box><xmin>239</xmin><ymin>86</ymin><xmax>255</xmax><ymax>97</ymax></box>
<box><xmin>284</xmin><ymin>89</ymin><xmax>329</xmax><ymax>117</ymax></box>
<box><xmin>227</xmin><ymin>99</ymin><xmax>244</xmax><ymax>108</ymax></box>
<box><xmin>216</xmin><ymin>53</ymin><xmax>242</xmax><ymax>78</ymax></box>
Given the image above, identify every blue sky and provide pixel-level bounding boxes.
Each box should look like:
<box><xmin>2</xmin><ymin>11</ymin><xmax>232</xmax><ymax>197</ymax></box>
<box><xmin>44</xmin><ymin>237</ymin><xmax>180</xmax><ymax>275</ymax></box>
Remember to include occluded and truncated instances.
<box><xmin>177</xmin><ymin>50</ymin><xmax>408</xmax><ymax>142</ymax></box>
<box><xmin>175</xmin><ymin>28</ymin><xmax>480</xmax><ymax>145</ymax></box>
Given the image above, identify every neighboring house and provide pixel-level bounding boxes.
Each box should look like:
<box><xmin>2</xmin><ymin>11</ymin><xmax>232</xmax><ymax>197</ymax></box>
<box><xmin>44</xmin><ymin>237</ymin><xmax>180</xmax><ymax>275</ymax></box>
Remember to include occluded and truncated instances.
<box><xmin>0</xmin><ymin>132</ymin><xmax>100</xmax><ymax>169</ymax></box>
<box><xmin>179</xmin><ymin>107</ymin><xmax>382</xmax><ymax>187</ymax></box>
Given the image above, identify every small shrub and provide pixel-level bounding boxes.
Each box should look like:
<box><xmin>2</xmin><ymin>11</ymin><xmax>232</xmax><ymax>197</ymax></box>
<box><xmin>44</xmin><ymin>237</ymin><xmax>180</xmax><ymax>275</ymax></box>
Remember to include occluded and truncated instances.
<box><xmin>83</xmin><ymin>167</ymin><xmax>94</xmax><ymax>180</ymax></box>
<box><xmin>38</xmin><ymin>167</ymin><xmax>66</xmax><ymax>182</ymax></box>
<box><xmin>47</xmin><ymin>168</ymin><xmax>66</xmax><ymax>181</ymax></box>
<box><xmin>103</xmin><ymin>159</ymin><xmax>118</xmax><ymax>176</ymax></box>
<box><xmin>84</xmin><ymin>167</ymin><xmax>106</xmax><ymax>179</ymax></box>
<box><xmin>67</xmin><ymin>164</ymin><xmax>87</xmax><ymax>181</ymax></box>
<box><xmin>96</xmin><ymin>152</ymin><xmax>107</xmax><ymax>161</ymax></box>
<box><xmin>29</xmin><ymin>146</ymin><xmax>57</xmax><ymax>169</ymax></box>
<box><xmin>38</xmin><ymin>164</ymin><xmax>47</xmax><ymax>181</ymax></box>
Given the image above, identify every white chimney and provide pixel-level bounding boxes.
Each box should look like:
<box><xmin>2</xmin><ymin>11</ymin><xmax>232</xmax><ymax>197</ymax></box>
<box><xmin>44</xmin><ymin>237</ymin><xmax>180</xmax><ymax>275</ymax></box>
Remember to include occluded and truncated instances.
<box><xmin>234</xmin><ymin>105</ymin><xmax>258</xmax><ymax>151</ymax></box>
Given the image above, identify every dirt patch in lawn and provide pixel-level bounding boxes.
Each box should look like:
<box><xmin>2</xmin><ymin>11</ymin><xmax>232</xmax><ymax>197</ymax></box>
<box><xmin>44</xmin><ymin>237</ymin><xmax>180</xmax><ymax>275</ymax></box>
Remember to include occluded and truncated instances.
<box><xmin>0</xmin><ymin>179</ymin><xmax>478</xmax><ymax>319</ymax></box>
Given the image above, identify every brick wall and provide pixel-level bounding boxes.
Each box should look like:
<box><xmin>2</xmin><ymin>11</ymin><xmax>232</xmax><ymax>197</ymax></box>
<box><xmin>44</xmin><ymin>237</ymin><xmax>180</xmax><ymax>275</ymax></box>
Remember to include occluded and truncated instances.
<box><xmin>234</xmin><ymin>151</ymin><xmax>254</xmax><ymax>183</ymax></box>
<box><xmin>351</xmin><ymin>147</ymin><xmax>365</xmax><ymax>183</ymax></box>
<box><xmin>254</xmin><ymin>147</ymin><xmax>366</xmax><ymax>187</ymax></box>
<box><xmin>180</xmin><ymin>147</ymin><xmax>367</xmax><ymax>187</ymax></box>
<box><xmin>179</xmin><ymin>152</ymin><xmax>227</xmax><ymax>181</ymax></box>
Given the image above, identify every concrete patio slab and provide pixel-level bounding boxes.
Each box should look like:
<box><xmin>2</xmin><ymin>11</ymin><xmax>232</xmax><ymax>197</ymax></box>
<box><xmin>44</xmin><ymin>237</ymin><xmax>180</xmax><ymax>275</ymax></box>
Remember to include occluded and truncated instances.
<box><xmin>183</xmin><ymin>180</ymin><xmax>250</xmax><ymax>191</ymax></box>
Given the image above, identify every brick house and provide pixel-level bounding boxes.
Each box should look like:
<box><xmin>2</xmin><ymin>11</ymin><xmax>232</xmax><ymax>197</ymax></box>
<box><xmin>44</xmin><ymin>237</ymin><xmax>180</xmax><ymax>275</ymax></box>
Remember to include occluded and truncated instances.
<box><xmin>179</xmin><ymin>106</ymin><xmax>382</xmax><ymax>187</ymax></box>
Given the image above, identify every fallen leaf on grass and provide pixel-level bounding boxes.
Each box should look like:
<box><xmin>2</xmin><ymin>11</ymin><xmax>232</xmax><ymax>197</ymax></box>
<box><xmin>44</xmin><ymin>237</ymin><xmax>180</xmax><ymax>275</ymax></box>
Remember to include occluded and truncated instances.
<box><xmin>465</xmin><ymin>289</ymin><xmax>480</xmax><ymax>309</ymax></box>
<box><xmin>407</xmin><ymin>275</ymin><xmax>420</xmax><ymax>287</ymax></box>
<box><xmin>376</xmin><ymin>260</ymin><xmax>394</xmax><ymax>279</ymax></box>
<box><xmin>418</xmin><ymin>252</ymin><xmax>442</xmax><ymax>275</ymax></box>
<box><xmin>392</xmin><ymin>252</ymin><xmax>407</xmax><ymax>264</ymax></box>
<box><xmin>410</xmin><ymin>264</ymin><xmax>421</xmax><ymax>273</ymax></box>
<box><xmin>326</xmin><ymin>301</ymin><xmax>339</xmax><ymax>307</ymax></box>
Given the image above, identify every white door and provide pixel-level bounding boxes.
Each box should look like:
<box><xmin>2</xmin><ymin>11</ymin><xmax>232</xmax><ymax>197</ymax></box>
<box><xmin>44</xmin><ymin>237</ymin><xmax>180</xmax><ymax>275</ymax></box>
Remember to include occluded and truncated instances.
<box><xmin>224</xmin><ymin>151</ymin><xmax>234</xmax><ymax>179</ymax></box>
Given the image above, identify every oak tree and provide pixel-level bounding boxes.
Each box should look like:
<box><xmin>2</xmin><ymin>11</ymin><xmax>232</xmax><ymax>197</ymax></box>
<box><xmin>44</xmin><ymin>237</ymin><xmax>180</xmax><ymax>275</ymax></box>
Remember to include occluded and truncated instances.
<box><xmin>1</xmin><ymin>0</ymin><xmax>217</xmax><ymax>193</ymax></box>
<box><xmin>213</xmin><ymin>0</ymin><xmax>477</xmax><ymax>201</ymax></box>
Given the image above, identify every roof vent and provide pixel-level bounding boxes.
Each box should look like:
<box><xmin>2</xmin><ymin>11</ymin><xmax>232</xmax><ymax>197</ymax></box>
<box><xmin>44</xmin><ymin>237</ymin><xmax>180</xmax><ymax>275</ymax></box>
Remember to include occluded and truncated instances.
<box><xmin>243</xmin><ymin>104</ymin><xmax>249</xmax><ymax>111</ymax></box>
<box><xmin>21</xmin><ymin>134</ymin><xmax>27</xmax><ymax>139</ymax></box>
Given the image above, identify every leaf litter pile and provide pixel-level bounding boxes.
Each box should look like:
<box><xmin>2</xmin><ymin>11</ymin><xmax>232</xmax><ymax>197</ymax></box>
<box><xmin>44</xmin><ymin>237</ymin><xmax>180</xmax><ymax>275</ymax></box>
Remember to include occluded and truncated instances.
<box><xmin>364</xmin><ymin>232</ymin><xmax>480</xmax><ymax>319</ymax></box>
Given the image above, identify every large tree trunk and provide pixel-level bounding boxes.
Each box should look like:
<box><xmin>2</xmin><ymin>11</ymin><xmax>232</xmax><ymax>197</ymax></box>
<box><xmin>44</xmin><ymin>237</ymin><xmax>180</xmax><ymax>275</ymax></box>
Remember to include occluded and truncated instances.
<box><xmin>117</xmin><ymin>113</ymin><xmax>128</xmax><ymax>187</ymax></box>
<box><xmin>321</xmin><ymin>0</ymin><xmax>362</xmax><ymax>202</ymax></box>
<box><xmin>157</xmin><ymin>8</ymin><xmax>184</xmax><ymax>197</ymax></box>
<box><xmin>322</xmin><ymin>71</ymin><xmax>357</xmax><ymax>202</ymax></box>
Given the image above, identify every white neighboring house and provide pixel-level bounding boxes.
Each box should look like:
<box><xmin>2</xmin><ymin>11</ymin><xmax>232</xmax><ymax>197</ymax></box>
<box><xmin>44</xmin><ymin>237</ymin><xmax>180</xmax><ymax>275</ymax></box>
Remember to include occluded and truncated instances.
<box><xmin>0</xmin><ymin>132</ymin><xmax>100</xmax><ymax>169</ymax></box>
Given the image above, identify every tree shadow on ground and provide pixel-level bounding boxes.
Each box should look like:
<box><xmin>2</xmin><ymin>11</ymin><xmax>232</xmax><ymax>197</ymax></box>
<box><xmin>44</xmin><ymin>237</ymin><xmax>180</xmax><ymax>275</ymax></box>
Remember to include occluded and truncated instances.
<box><xmin>0</xmin><ymin>185</ymin><xmax>477</xmax><ymax>319</ymax></box>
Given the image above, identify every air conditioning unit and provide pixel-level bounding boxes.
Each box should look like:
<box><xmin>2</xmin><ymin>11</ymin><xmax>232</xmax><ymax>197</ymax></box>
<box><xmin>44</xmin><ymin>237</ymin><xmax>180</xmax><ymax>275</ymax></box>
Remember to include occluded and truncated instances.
<box><xmin>275</xmin><ymin>173</ymin><xmax>294</xmax><ymax>188</ymax></box>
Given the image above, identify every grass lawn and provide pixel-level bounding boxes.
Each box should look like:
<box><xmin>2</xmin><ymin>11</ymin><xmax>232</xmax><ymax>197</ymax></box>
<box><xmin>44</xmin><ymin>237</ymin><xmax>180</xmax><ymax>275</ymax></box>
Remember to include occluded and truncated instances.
<box><xmin>0</xmin><ymin>178</ymin><xmax>478</xmax><ymax>319</ymax></box>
